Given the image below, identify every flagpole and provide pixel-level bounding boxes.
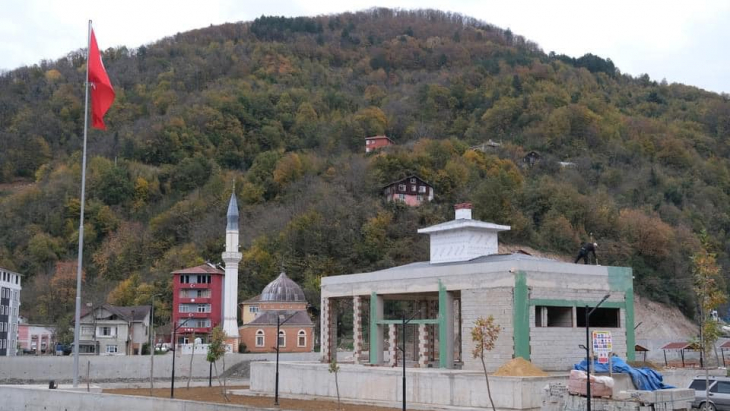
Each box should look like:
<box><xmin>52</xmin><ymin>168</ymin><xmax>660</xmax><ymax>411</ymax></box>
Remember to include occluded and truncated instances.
<box><xmin>73</xmin><ymin>19</ymin><xmax>92</xmax><ymax>388</ymax></box>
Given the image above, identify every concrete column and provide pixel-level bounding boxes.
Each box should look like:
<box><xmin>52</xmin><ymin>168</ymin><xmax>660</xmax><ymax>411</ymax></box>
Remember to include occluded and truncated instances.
<box><xmin>353</xmin><ymin>296</ymin><xmax>362</xmax><ymax>364</ymax></box>
<box><xmin>388</xmin><ymin>324</ymin><xmax>397</xmax><ymax>367</ymax></box>
<box><xmin>438</xmin><ymin>281</ymin><xmax>454</xmax><ymax>369</ymax></box>
<box><xmin>418</xmin><ymin>323</ymin><xmax>428</xmax><ymax>367</ymax></box>
<box><xmin>369</xmin><ymin>293</ymin><xmax>384</xmax><ymax>365</ymax></box>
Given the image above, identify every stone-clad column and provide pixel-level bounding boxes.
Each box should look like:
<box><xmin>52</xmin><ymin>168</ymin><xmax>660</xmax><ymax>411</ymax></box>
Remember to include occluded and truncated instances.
<box><xmin>418</xmin><ymin>323</ymin><xmax>428</xmax><ymax>367</ymax></box>
<box><xmin>321</xmin><ymin>297</ymin><xmax>339</xmax><ymax>363</ymax></box>
<box><xmin>388</xmin><ymin>324</ymin><xmax>398</xmax><ymax>367</ymax></box>
<box><xmin>353</xmin><ymin>296</ymin><xmax>362</xmax><ymax>364</ymax></box>
<box><xmin>428</xmin><ymin>300</ymin><xmax>437</xmax><ymax>361</ymax></box>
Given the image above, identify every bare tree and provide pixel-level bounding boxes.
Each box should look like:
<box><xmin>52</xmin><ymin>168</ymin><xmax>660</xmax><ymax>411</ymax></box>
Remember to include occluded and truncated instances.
<box><xmin>471</xmin><ymin>316</ymin><xmax>501</xmax><ymax>411</ymax></box>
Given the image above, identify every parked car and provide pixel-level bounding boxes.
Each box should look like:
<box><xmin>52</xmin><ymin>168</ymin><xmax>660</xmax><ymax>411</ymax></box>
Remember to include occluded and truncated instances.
<box><xmin>689</xmin><ymin>376</ymin><xmax>730</xmax><ymax>411</ymax></box>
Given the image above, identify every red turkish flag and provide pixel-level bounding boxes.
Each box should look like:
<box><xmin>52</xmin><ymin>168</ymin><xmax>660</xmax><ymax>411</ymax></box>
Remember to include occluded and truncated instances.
<box><xmin>88</xmin><ymin>29</ymin><xmax>115</xmax><ymax>130</ymax></box>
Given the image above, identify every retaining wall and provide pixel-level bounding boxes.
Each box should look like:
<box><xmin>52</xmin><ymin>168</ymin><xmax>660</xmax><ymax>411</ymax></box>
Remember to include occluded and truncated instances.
<box><xmin>250</xmin><ymin>361</ymin><xmax>564</xmax><ymax>410</ymax></box>
<box><xmin>0</xmin><ymin>386</ymin><xmax>271</xmax><ymax>411</ymax></box>
<box><xmin>0</xmin><ymin>352</ymin><xmax>319</xmax><ymax>382</ymax></box>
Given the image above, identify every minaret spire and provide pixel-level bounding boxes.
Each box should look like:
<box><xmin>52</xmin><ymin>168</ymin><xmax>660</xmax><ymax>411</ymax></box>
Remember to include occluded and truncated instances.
<box><xmin>222</xmin><ymin>188</ymin><xmax>242</xmax><ymax>349</ymax></box>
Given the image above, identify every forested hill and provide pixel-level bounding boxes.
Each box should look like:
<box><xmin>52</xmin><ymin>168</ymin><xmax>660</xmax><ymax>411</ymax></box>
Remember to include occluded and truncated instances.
<box><xmin>1</xmin><ymin>9</ymin><xmax>729</xmax><ymax>328</ymax></box>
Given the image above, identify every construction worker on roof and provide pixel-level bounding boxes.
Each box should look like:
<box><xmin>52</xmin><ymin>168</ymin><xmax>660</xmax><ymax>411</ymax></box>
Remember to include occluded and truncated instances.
<box><xmin>575</xmin><ymin>242</ymin><xmax>598</xmax><ymax>264</ymax></box>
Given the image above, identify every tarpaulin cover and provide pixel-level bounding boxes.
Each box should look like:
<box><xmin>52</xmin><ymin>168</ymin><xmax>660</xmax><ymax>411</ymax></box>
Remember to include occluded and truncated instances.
<box><xmin>574</xmin><ymin>357</ymin><xmax>675</xmax><ymax>391</ymax></box>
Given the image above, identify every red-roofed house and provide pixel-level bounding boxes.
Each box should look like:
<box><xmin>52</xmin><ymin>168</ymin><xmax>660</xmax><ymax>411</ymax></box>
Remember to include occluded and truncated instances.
<box><xmin>365</xmin><ymin>135</ymin><xmax>395</xmax><ymax>153</ymax></box>
<box><xmin>171</xmin><ymin>263</ymin><xmax>225</xmax><ymax>344</ymax></box>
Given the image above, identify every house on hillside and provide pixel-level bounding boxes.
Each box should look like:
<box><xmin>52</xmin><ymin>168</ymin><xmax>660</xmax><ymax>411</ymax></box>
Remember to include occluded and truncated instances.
<box><xmin>365</xmin><ymin>135</ymin><xmax>395</xmax><ymax>153</ymax></box>
<box><xmin>0</xmin><ymin>267</ymin><xmax>21</xmax><ymax>356</ymax></box>
<box><xmin>171</xmin><ymin>263</ymin><xmax>225</xmax><ymax>345</ymax></box>
<box><xmin>238</xmin><ymin>272</ymin><xmax>314</xmax><ymax>353</ymax></box>
<box><xmin>383</xmin><ymin>175</ymin><xmax>434</xmax><ymax>206</ymax></box>
<box><xmin>78</xmin><ymin>304</ymin><xmax>151</xmax><ymax>355</ymax></box>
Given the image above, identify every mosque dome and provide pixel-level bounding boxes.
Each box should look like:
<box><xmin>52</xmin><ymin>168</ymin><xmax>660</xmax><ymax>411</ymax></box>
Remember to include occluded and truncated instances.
<box><xmin>261</xmin><ymin>272</ymin><xmax>306</xmax><ymax>302</ymax></box>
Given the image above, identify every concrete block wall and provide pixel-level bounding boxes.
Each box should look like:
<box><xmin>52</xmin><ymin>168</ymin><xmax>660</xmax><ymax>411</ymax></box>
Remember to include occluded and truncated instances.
<box><xmin>460</xmin><ymin>287</ymin><xmax>514</xmax><ymax>372</ymax></box>
<box><xmin>529</xmin><ymin>287</ymin><xmax>628</xmax><ymax>370</ymax></box>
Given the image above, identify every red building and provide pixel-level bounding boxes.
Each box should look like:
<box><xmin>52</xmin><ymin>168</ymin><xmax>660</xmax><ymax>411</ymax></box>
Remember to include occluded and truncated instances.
<box><xmin>365</xmin><ymin>135</ymin><xmax>395</xmax><ymax>153</ymax></box>
<box><xmin>383</xmin><ymin>175</ymin><xmax>435</xmax><ymax>206</ymax></box>
<box><xmin>171</xmin><ymin>263</ymin><xmax>224</xmax><ymax>344</ymax></box>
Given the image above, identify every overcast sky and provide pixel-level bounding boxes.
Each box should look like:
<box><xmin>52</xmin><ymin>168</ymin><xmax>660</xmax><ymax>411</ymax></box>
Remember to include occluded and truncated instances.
<box><xmin>1</xmin><ymin>0</ymin><xmax>729</xmax><ymax>94</ymax></box>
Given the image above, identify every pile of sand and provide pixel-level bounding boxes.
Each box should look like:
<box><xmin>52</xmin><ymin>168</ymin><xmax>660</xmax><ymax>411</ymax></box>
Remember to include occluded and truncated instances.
<box><xmin>493</xmin><ymin>357</ymin><xmax>549</xmax><ymax>377</ymax></box>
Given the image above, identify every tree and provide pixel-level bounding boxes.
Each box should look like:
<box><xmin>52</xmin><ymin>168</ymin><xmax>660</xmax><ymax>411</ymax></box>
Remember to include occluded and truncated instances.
<box><xmin>693</xmin><ymin>232</ymin><xmax>727</xmax><ymax>409</ymax></box>
<box><xmin>328</xmin><ymin>357</ymin><xmax>341</xmax><ymax>410</ymax></box>
<box><xmin>471</xmin><ymin>315</ymin><xmax>501</xmax><ymax>411</ymax></box>
<box><xmin>207</xmin><ymin>326</ymin><xmax>229</xmax><ymax>401</ymax></box>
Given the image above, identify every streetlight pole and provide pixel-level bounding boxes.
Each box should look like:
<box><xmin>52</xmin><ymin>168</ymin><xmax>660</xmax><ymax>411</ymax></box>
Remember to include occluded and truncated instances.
<box><xmin>398</xmin><ymin>310</ymin><xmax>420</xmax><ymax>411</ymax></box>
<box><xmin>149</xmin><ymin>293</ymin><xmax>161</xmax><ymax>395</ymax></box>
<box><xmin>171</xmin><ymin>319</ymin><xmax>190</xmax><ymax>399</ymax></box>
<box><xmin>585</xmin><ymin>294</ymin><xmax>610</xmax><ymax>411</ymax></box>
<box><xmin>274</xmin><ymin>312</ymin><xmax>298</xmax><ymax>406</ymax></box>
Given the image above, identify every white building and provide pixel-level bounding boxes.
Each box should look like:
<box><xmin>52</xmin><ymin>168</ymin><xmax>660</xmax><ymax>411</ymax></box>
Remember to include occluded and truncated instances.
<box><xmin>78</xmin><ymin>304</ymin><xmax>151</xmax><ymax>355</ymax></box>
<box><xmin>0</xmin><ymin>268</ymin><xmax>22</xmax><ymax>356</ymax></box>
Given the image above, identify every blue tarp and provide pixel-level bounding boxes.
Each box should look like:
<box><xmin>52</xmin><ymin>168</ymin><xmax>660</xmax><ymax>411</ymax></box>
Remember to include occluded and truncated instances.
<box><xmin>574</xmin><ymin>357</ymin><xmax>675</xmax><ymax>391</ymax></box>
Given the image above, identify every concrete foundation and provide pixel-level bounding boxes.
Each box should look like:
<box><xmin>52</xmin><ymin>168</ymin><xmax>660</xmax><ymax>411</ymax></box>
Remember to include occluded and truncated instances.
<box><xmin>250</xmin><ymin>361</ymin><xmax>564</xmax><ymax>410</ymax></box>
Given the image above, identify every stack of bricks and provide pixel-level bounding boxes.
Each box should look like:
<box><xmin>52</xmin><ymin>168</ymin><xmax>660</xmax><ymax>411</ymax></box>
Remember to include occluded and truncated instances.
<box><xmin>388</xmin><ymin>324</ymin><xmax>398</xmax><ymax>367</ymax></box>
<box><xmin>418</xmin><ymin>323</ymin><xmax>429</xmax><ymax>367</ymax></box>
<box><xmin>353</xmin><ymin>296</ymin><xmax>362</xmax><ymax>364</ymax></box>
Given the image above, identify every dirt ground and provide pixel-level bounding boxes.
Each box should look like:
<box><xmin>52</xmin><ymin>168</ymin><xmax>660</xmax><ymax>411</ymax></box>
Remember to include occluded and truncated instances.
<box><xmin>104</xmin><ymin>386</ymin><xmax>400</xmax><ymax>411</ymax></box>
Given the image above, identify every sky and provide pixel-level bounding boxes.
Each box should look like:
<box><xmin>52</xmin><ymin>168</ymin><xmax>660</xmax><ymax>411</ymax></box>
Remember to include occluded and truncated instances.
<box><xmin>1</xmin><ymin>0</ymin><xmax>729</xmax><ymax>94</ymax></box>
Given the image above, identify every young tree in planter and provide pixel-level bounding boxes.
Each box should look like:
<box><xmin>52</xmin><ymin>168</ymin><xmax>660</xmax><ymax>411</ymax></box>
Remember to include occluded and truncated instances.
<box><xmin>328</xmin><ymin>357</ymin><xmax>341</xmax><ymax>410</ymax></box>
<box><xmin>693</xmin><ymin>234</ymin><xmax>727</xmax><ymax>411</ymax></box>
<box><xmin>207</xmin><ymin>326</ymin><xmax>229</xmax><ymax>402</ymax></box>
<box><xmin>471</xmin><ymin>315</ymin><xmax>501</xmax><ymax>411</ymax></box>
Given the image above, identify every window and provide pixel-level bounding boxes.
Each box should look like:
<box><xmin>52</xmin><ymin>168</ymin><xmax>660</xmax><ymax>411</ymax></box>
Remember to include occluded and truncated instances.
<box><xmin>418</xmin><ymin>186</ymin><xmax>427</xmax><ymax>193</ymax></box>
<box><xmin>690</xmin><ymin>379</ymin><xmax>711</xmax><ymax>390</ymax></box>
<box><xmin>398</xmin><ymin>184</ymin><xmax>406</xmax><ymax>191</ymax></box>
<box><xmin>576</xmin><ymin>307</ymin><xmax>620</xmax><ymax>328</ymax></box>
<box><xmin>249</xmin><ymin>306</ymin><xmax>259</xmax><ymax>313</ymax></box>
<box><xmin>98</xmin><ymin>326</ymin><xmax>115</xmax><ymax>337</ymax></box>
<box><xmin>411</xmin><ymin>185</ymin><xmax>416</xmax><ymax>192</ymax></box>
<box><xmin>297</xmin><ymin>330</ymin><xmax>306</xmax><ymax>347</ymax></box>
<box><xmin>716</xmin><ymin>382</ymin><xmax>730</xmax><ymax>394</ymax></box>
<box><xmin>278</xmin><ymin>330</ymin><xmax>286</xmax><ymax>347</ymax></box>
<box><xmin>255</xmin><ymin>330</ymin><xmax>265</xmax><ymax>347</ymax></box>
<box><xmin>180</xmin><ymin>289</ymin><xmax>211</xmax><ymax>298</ymax></box>
<box><xmin>535</xmin><ymin>306</ymin><xmax>573</xmax><ymax>327</ymax></box>
<box><xmin>180</xmin><ymin>275</ymin><xmax>190</xmax><ymax>284</ymax></box>
<box><xmin>106</xmin><ymin>345</ymin><xmax>118</xmax><ymax>353</ymax></box>
<box><xmin>197</xmin><ymin>304</ymin><xmax>211</xmax><ymax>313</ymax></box>
<box><xmin>417</xmin><ymin>195</ymin><xmax>423</xmax><ymax>202</ymax></box>
<box><xmin>410</xmin><ymin>178</ymin><xmax>416</xmax><ymax>183</ymax></box>
<box><xmin>398</xmin><ymin>194</ymin><xmax>405</xmax><ymax>201</ymax></box>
